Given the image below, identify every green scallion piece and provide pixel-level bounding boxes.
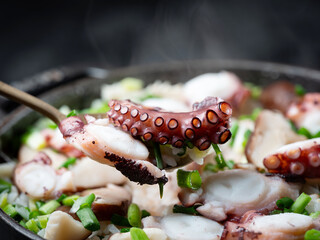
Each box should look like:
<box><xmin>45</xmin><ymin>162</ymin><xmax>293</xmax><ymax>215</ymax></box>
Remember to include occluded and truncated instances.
<box><xmin>70</xmin><ymin>193</ymin><xmax>95</xmax><ymax>213</ymax></box>
<box><xmin>242</xmin><ymin>129</ymin><xmax>252</xmax><ymax>149</ymax></box>
<box><xmin>20</xmin><ymin>220</ymin><xmax>27</xmax><ymax>228</ymax></box>
<box><xmin>290</xmin><ymin>192</ymin><xmax>312</xmax><ymax>214</ymax></box>
<box><xmin>28</xmin><ymin>199</ymin><xmax>37</xmax><ymax>212</ymax></box>
<box><xmin>120</xmin><ymin>228</ymin><xmax>131</xmax><ymax>233</ymax></box>
<box><xmin>152</xmin><ymin>142</ymin><xmax>164</xmax><ymax>198</ymax></box>
<box><xmin>3</xmin><ymin>204</ymin><xmax>18</xmax><ymax>218</ymax></box>
<box><xmin>39</xmin><ymin>200</ymin><xmax>60</xmax><ymax>215</ymax></box>
<box><xmin>173</xmin><ymin>204</ymin><xmax>200</xmax><ymax>215</ymax></box>
<box><xmin>229</xmin><ymin>122</ymin><xmax>239</xmax><ymax>147</ymax></box>
<box><xmin>204</xmin><ymin>163</ymin><xmax>219</xmax><ymax>173</ymax></box>
<box><xmin>59</xmin><ymin>157</ymin><xmax>77</xmax><ymax>169</ymax></box>
<box><xmin>276</xmin><ymin>197</ymin><xmax>294</xmax><ymax>209</ymax></box>
<box><xmin>37</xmin><ymin>215</ymin><xmax>50</xmax><ymax>229</ymax></box>
<box><xmin>0</xmin><ymin>192</ymin><xmax>8</xmax><ymax>209</ymax></box>
<box><xmin>297</xmin><ymin>127</ymin><xmax>312</xmax><ymax>139</ymax></box>
<box><xmin>270</xmin><ymin>209</ymin><xmax>283</xmax><ymax>215</ymax></box>
<box><xmin>0</xmin><ymin>179</ymin><xmax>11</xmax><ymax>193</ymax></box>
<box><xmin>244</xmin><ymin>82</ymin><xmax>262</xmax><ymax>99</ymax></box>
<box><xmin>67</xmin><ymin>110</ymin><xmax>78</xmax><ymax>117</ymax></box>
<box><xmin>111</xmin><ymin>214</ymin><xmax>131</xmax><ymax>227</ymax></box>
<box><xmin>141</xmin><ymin>210</ymin><xmax>151</xmax><ymax>219</ymax></box>
<box><xmin>130</xmin><ymin>227</ymin><xmax>150</xmax><ymax>240</ymax></box>
<box><xmin>127</xmin><ymin>203</ymin><xmax>141</xmax><ymax>228</ymax></box>
<box><xmin>212</xmin><ymin>144</ymin><xmax>231</xmax><ymax>169</ymax></box>
<box><xmin>294</xmin><ymin>84</ymin><xmax>306</xmax><ymax>96</ymax></box>
<box><xmin>304</xmin><ymin>229</ymin><xmax>320</xmax><ymax>240</ymax></box>
<box><xmin>29</xmin><ymin>210</ymin><xmax>40</xmax><ymax>219</ymax></box>
<box><xmin>62</xmin><ymin>195</ymin><xmax>79</xmax><ymax>207</ymax></box>
<box><xmin>76</xmin><ymin>207</ymin><xmax>100</xmax><ymax>231</ymax></box>
<box><xmin>310</xmin><ymin>211</ymin><xmax>320</xmax><ymax>219</ymax></box>
<box><xmin>56</xmin><ymin>194</ymin><xmax>67</xmax><ymax>203</ymax></box>
<box><xmin>177</xmin><ymin>169</ymin><xmax>202</xmax><ymax>190</ymax></box>
<box><xmin>35</xmin><ymin>201</ymin><xmax>45</xmax><ymax>209</ymax></box>
<box><xmin>15</xmin><ymin>205</ymin><xmax>30</xmax><ymax>220</ymax></box>
<box><xmin>25</xmin><ymin>219</ymin><xmax>40</xmax><ymax>233</ymax></box>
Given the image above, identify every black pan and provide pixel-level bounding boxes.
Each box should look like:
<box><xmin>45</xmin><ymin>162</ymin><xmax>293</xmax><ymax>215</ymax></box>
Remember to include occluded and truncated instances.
<box><xmin>1</xmin><ymin>60</ymin><xmax>320</xmax><ymax>239</ymax></box>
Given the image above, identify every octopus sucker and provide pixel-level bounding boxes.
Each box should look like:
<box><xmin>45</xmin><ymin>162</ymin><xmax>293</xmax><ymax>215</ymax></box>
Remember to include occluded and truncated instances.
<box><xmin>264</xmin><ymin>138</ymin><xmax>320</xmax><ymax>178</ymax></box>
<box><xmin>107</xmin><ymin>96</ymin><xmax>232</xmax><ymax>150</ymax></box>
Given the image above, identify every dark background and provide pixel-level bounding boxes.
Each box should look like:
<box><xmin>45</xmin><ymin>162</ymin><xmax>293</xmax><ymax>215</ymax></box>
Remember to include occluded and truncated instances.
<box><xmin>1</xmin><ymin>0</ymin><xmax>320</xmax><ymax>84</ymax></box>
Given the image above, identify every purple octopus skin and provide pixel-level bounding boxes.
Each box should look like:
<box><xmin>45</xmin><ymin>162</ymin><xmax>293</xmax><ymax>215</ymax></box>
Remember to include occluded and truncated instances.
<box><xmin>107</xmin><ymin>96</ymin><xmax>232</xmax><ymax>150</ymax></box>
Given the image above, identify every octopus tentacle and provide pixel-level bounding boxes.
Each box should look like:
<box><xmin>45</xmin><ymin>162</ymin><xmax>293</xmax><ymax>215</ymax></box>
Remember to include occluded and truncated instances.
<box><xmin>264</xmin><ymin>138</ymin><xmax>320</xmax><ymax>178</ymax></box>
<box><xmin>107</xmin><ymin>96</ymin><xmax>232</xmax><ymax>150</ymax></box>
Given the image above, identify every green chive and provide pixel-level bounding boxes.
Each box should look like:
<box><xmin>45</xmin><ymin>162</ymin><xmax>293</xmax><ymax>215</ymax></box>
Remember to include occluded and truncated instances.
<box><xmin>29</xmin><ymin>210</ymin><xmax>40</xmax><ymax>219</ymax></box>
<box><xmin>37</xmin><ymin>215</ymin><xmax>49</xmax><ymax>229</ymax></box>
<box><xmin>276</xmin><ymin>197</ymin><xmax>294</xmax><ymax>209</ymax></box>
<box><xmin>152</xmin><ymin>142</ymin><xmax>164</xmax><ymax>198</ymax></box>
<box><xmin>59</xmin><ymin>157</ymin><xmax>77</xmax><ymax>169</ymax></box>
<box><xmin>0</xmin><ymin>179</ymin><xmax>11</xmax><ymax>193</ymax></box>
<box><xmin>229</xmin><ymin>122</ymin><xmax>239</xmax><ymax>147</ymax></box>
<box><xmin>39</xmin><ymin>200</ymin><xmax>60</xmax><ymax>215</ymax></box>
<box><xmin>120</xmin><ymin>228</ymin><xmax>131</xmax><ymax>233</ymax></box>
<box><xmin>127</xmin><ymin>203</ymin><xmax>141</xmax><ymax>228</ymax></box>
<box><xmin>56</xmin><ymin>194</ymin><xmax>67</xmax><ymax>203</ymax></box>
<box><xmin>0</xmin><ymin>192</ymin><xmax>8</xmax><ymax>209</ymax></box>
<box><xmin>20</xmin><ymin>220</ymin><xmax>27</xmax><ymax>228</ymax></box>
<box><xmin>3</xmin><ymin>204</ymin><xmax>18</xmax><ymax>218</ymax></box>
<box><xmin>304</xmin><ymin>229</ymin><xmax>320</xmax><ymax>240</ymax></box>
<box><xmin>242</xmin><ymin>129</ymin><xmax>252</xmax><ymax>149</ymax></box>
<box><xmin>204</xmin><ymin>163</ymin><xmax>219</xmax><ymax>173</ymax></box>
<box><xmin>15</xmin><ymin>205</ymin><xmax>30</xmax><ymax>221</ymax></box>
<box><xmin>270</xmin><ymin>209</ymin><xmax>283</xmax><ymax>215</ymax></box>
<box><xmin>67</xmin><ymin>110</ymin><xmax>78</xmax><ymax>117</ymax></box>
<box><xmin>62</xmin><ymin>195</ymin><xmax>79</xmax><ymax>207</ymax></box>
<box><xmin>28</xmin><ymin>199</ymin><xmax>37</xmax><ymax>212</ymax></box>
<box><xmin>290</xmin><ymin>192</ymin><xmax>312</xmax><ymax>214</ymax></box>
<box><xmin>35</xmin><ymin>201</ymin><xmax>45</xmax><ymax>209</ymax></box>
<box><xmin>212</xmin><ymin>144</ymin><xmax>230</xmax><ymax>169</ymax></box>
<box><xmin>244</xmin><ymin>82</ymin><xmax>262</xmax><ymax>99</ymax></box>
<box><xmin>294</xmin><ymin>84</ymin><xmax>306</xmax><ymax>96</ymax></box>
<box><xmin>130</xmin><ymin>227</ymin><xmax>150</xmax><ymax>240</ymax></box>
<box><xmin>177</xmin><ymin>169</ymin><xmax>202</xmax><ymax>190</ymax></box>
<box><xmin>297</xmin><ymin>127</ymin><xmax>312</xmax><ymax>139</ymax></box>
<box><xmin>139</xmin><ymin>94</ymin><xmax>160</xmax><ymax>101</ymax></box>
<box><xmin>173</xmin><ymin>204</ymin><xmax>200</xmax><ymax>215</ymax></box>
<box><xmin>111</xmin><ymin>214</ymin><xmax>131</xmax><ymax>227</ymax></box>
<box><xmin>141</xmin><ymin>210</ymin><xmax>151</xmax><ymax>219</ymax></box>
<box><xmin>70</xmin><ymin>193</ymin><xmax>95</xmax><ymax>213</ymax></box>
<box><xmin>310</xmin><ymin>211</ymin><xmax>320</xmax><ymax>219</ymax></box>
<box><xmin>25</xmin><ymin>219</ymin><xmax>40</xmax><ymax>233</ymax></box>
<box><xmin>76</xmin><ymin>207</ymin><xmax>100</xmax><ymax>231</ymax></box>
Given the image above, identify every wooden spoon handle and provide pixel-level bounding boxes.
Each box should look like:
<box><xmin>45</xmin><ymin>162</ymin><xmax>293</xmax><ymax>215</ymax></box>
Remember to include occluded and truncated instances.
<box><xmin>0</xmin><ymin>81</ymin><xmax>66</xmax><ymax>124</ymax></box>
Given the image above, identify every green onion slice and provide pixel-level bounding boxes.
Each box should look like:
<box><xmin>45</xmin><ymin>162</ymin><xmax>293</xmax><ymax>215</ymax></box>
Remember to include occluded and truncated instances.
<box><xmin>130</xmin><ymin>227</ymin><xmax>150</xmax><ymax>240</ymax></box>
<box><xmin>70</xmin><ymin>193</ymin><xmax>95</xmax><ymax>213</ymax></box>
<box><xmin>0</xmin><ymin>179</ymin><xmax>11</xmax><ymax>194</ymax></box>
<box><xmin>177</xmin><ymin>169</ymin><xmax>202</xmax><ymax>190</ymax></box>
<box><xmin>39</xmin><ymin>200</ymin><xmax>60</xmax><ymax>215</ymax></box>
<box><xmin>76</xmin><ymin>207</ymin><xmax>100</xmax><ymax>231</ymax></box>
<box><xmin>173</xmin><ymin>204</ymin><xmax>201</xmax><ymax>215</ymax></box>
<box><xmin>304</xmin><ymin>229</ymin><xmax>320</xmax><ymax>240</ymax></box>
<box><xmin>62</xmin><ymin>195</ymin><xmax>80</xmax><ymax>207</ymax></box>
<box><xmin>290</xmin><ymin>192</ymin><xmax>311</xmax><ymax>214</ymax></box>
<box><xmin>59</xmin><ymin>157</ymin><xmax>77</xmax><ymax>169</ymax></box>
<box><xmin>127</xmin><ymin>203</ymin><xmax>142</xmax><ymax>228</ymax></box>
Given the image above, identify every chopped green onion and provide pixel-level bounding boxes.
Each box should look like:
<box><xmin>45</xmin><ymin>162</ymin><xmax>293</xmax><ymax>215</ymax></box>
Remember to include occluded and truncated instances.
<box><xmin>310</xmin><ymin>211</ymin><xmax>320</xmax><ymax>219</ymax></box>
<box><xmin>37</xmin><ymin>215</ymin><xmax>49</xmax><ymax>229</ymax></box>
<box><xmin>67</xmin><ymin>110</ymin><xmax>78</xmax><ymax>117</ymax></box>
<box><xmin>204</xmin><ymin>163</ymin><xmax>219</xmax><ymax>173</ymax></box>
<box><xmin>28</xmin><ymin>199</ymin><xmax>37</xmax><ymax>212</ymax></box>
<box><xmin>35</xmin><ymin>200</ymin><xmax>45</xmax><ymax>209</ymax></box>
<box><xmin>276</xmin><ymin>197</ymin><xmax>294</xmax><ymax>209</ymax></box>
<box><xmin>25</xmin><ymin>219</ymin><xmax>40</xmax><ymax>233</ymax></box>
<box><xmin>19</xmin><ymin>220</ymin><xmax>27</xmax><ymax>228</ymax></box>
<box><xmin>244</xmin><ymin>82</ymin><xmax>262</xmax><ymax>99</ymax></box>
<box><xmin>270</xmin><ymin>209</ymin><xmax>283</xmax><ymax>215</ymax></box>
<box><xmin>283</xmin><ymin>208</ymin><xmax>293</xmax><ymax>213</ymax></box>
<box><xmin>120</xmin><ymin>228</ymin><xmax>131</xmax><ymax>233</ymax></box>
<box><xmin>242</xmin><ymin>130</ymin><xmax>252</xmax><ymax>149</ymax></box>
<box><xmin>56</xmin><ymin>194</ymin><xmax>67</xmax><ymax>203</ymax></box>
<box><xmin>177</xmin><ymin>169</ymin><xmax>202</xmax><ymax>190</ymax></box>
<box><xmin>127</xmin><ymin>203</ymin><xmax>141</xmax><ymax>228</ymax></box>
<box><xmin>111</xmin><ymin>214</ymin><xmax>131</xmax><ymax>227</ymax></box>
<box><xmin>70</xmin><ymin>193</ymin><xmax>95</xmax><ymax>213</ymax></box>
<box><xmin>0</xmin><ymin>179</ymin><xmax>11</xmax><ymax>193</ymax></box>
<box><xmin>62</xmin><ymin>195</ymin><xmax>79</xmax><ymax>206</ymax></box>
<box><xmin>39</xmin><ymin>200</ymin><xmax>60</xmax><ymax>215</ymax></box>
<box><xmin>76</xmin><ymin>207</ymin><xmax>100</xmax><ymax>231</ymax></box>
<box><xmin>152</xmin><ymin>142</ymin><xmax>164</xmax><ymax>198</ymax></box>
<box><xmin>29</xmin><ymin>210</ymin><xmax>40</xmax><ymax>219</ymax></box>
<box><xmin>130</xmin><ymin>227</ymin><xmax>150</xmax><ymax>240</ymax></box>
<box><xmin>229</xmin><ymin>122</ymin><xmax>239</xmax><ymax>147</ymax></box>
<box><xmin>304</xmin><ymin>229</ymin><xmax>320</xmax><ymax>240</ymax></box>
<box><xmin>139</xmin><ymin>94</ymin><xmax>160</xmax><ymax>101</ymax></box>
<box><xmin>3</xmin><ymin>204</ymin><xmax>18</xmax><ymax>218</ymax></box>
<box><xmin>297</xmin><ymin>127</ymin><xmax>312</xmax><ymax>139</ymax></box>
<box><xmin>15</xmin><ymin>205</ymin><xmax>30</xmax><ymax>221</ymax></box>
<box><xmin>173</xmin><ymin>204</ymin><xmax>200</xmax><ymax>215</ymax></box>
<box><xmin>0</xmin><ymin>192</ymin><xmax>8</xmax><ymax>209</ymax></box>
<box><xmin>141</xmin><ymin>210</ymin><xmax>151</xmax><ymax>219</ymax></box>
<box><xmin>59</xmin><ymin>157</ymin><xmax>77</xmax><ymax>169</ymax></box>
<box><xmin>294</xmin><ymin>84</ymin><xmax>306</xmax><ymax>96</ymax></box>
<box><xmin>290</xmin><ymin>192</ymin><xmax>311</xmax><ymax>214</ymax></box>
<box><xmin>212</xmin><ymin>144</ymin><xmax>231</xmax><ymax>169</ymax></box>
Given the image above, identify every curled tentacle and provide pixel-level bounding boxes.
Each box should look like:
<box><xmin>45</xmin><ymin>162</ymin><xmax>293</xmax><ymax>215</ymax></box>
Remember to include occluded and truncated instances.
<box><xmin>107</xmin><ymin>96</ymin><xmax>232</xmax><ymax>150</ymax></box>
<box><xmin>264</xmin><ymin>138</ymin><xmax>320</xmax><ymax>178</ymax></box>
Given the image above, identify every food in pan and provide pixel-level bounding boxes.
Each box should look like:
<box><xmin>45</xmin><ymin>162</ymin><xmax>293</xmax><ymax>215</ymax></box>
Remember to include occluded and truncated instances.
<box><xmin>1</xmin><ymin>72</ymin><xmax>320</xmax><ymax>240</ymax></box>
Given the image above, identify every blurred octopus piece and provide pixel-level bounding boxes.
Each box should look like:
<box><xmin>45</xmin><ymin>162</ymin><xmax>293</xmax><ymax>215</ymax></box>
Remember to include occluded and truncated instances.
<box><xmin>287</xmin><ymin>93</ymin><xmax>320</xmax><ymax>135</ymax></box>
<box><xmin>260</xmin><ymin>81</ymin><xmax>299</xmax><ymax>114</ymax></box>
<box><xmin>264</xmin><ymin>138</ymin><xmax>320</xmax><ymax>178</ymax></box>
<box><xmin>179</xmin><ymin>169</ymin><xmax>300</xmax><ymax>221</ymax></box>
<box><xmin>107</xmin><ymin>96</ymin><xmax>232</xmax><ymax>151</ymax></box>
<box><xmin>142</xmin><ymin>214</ymin><xmax>223</xmax><ymax>240</ymax></box>
<box><xmin>59</xmin><ymin>116</ymin><xmax>167</xmax><ymax>185</ymax></box>
<box><xmin>245</xmin><ymin>110</ymin><xmax>306</xmax><ymax>169</ymax></box>
<box><xmin>223</xmin><ymin>211</ymin><xmax>314</xmax><ymax>240</ymax></box>
<box><xmin>14</xmin><ymin>152</ymin><xmax>75</xmax><ymax>199</ymax></box>
<box><xmin>183</xmin><ymin>72</ymin><xmax>250</xmax><ymax>113</ymax></box>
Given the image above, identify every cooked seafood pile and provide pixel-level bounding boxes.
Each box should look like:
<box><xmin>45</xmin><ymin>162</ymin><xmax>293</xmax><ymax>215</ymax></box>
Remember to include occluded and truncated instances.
<box><xmin>1</xmin><ymin>72</ymin><xmax>320</xmax><ymax>240</ymax></box>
